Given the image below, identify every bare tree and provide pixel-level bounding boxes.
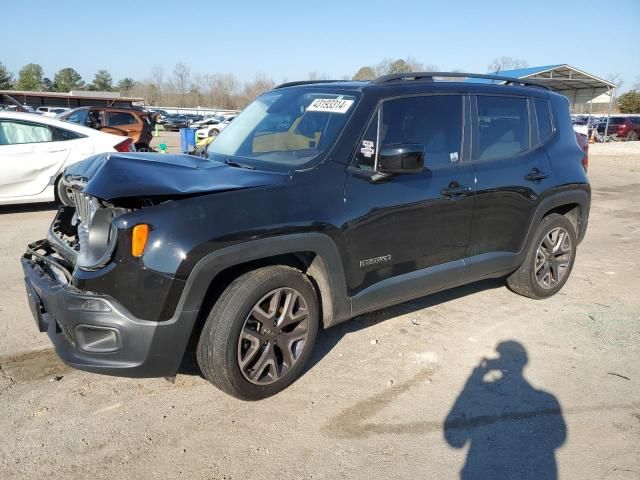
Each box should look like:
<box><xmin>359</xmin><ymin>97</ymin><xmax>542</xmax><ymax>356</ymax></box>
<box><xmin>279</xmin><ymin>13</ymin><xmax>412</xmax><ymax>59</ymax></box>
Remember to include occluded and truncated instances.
<box><xmin>606</xmin><ymin>73</ymin><xmax>623</xmax><ymax>89</ymax></box>
<box><xmin>204</xmin><ymin>73</ymin><xmax>240</xmax><ymax>109</ymax></box>
<box><xmin>307</xmin><ymin>71</ymin><xmax>332</xmax><ymax>80</ymax></box>
<box><xmin>606</xmin><ymin>74</ymin><xmax>623</xmax><ymax>104</ymax></box>
<box><xmin>150</xmin><ymin>65</ymin><xmax>164</xmax><ymax>94</ymax></box>
<box><xmin>487</xmin><ymin>57</ymin><xmax>528</xmax><ymax>73</ymax></box>
<box><xmin>406</xmin><ymin>56</ymin><xmax>424</xmax><ymax>72</ymax></box>
<box><xmin>172</xmin><ymin>62</ymin><xmax>191</xmax><ymax>106</ymax></box>
<box><xmin>237</xmin><ymin>74</ymin><xmax>275</xmax><ymax>108</ymax></box>
<box><xmin>376</xmin><ymin>59</ymin><xmax>393</xmax><ymax>76</ymax></box>
<box><xmin>376</xmin><ymin>57</ymin><xmax>428</xmax><ymax>76</ymax></box>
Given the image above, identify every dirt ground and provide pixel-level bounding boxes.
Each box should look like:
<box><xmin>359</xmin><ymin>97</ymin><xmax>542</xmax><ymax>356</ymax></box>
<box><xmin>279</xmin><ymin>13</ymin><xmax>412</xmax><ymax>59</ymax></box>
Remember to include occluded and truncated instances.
<box><xmin>1</xmin><ymin>142</ymin><xmax>639</xmax><ymax>480</ymax></box>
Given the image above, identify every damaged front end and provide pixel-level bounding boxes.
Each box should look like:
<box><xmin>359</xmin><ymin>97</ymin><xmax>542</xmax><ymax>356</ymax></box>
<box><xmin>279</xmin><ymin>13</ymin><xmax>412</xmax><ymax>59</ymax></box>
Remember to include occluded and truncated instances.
<box><xmin>49</xmin><ymin>188</ymin><xmax>131</xmax><ymax>271</ymax></box>
<box><xmin>21</xmin><ymin>151</ymin><xmax>287</xmax><ymax>378</ymax></box>
<box><xmin>21</xmin><ymin>185</ymin><xmax>198</xmax><ymax>377</ymax></box>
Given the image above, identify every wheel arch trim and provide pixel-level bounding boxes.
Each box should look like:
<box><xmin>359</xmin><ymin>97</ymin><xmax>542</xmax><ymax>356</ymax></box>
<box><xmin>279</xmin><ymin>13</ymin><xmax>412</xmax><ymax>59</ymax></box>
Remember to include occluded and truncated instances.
<box><xmin>176</xmin><ymin>233</ymin><xmax>351</xmax><ymax>328</ymax></box>
<box><xmin>525</xmin><ymin>187</ymin><xmax>590</xmax><ymax>251</ymax></box>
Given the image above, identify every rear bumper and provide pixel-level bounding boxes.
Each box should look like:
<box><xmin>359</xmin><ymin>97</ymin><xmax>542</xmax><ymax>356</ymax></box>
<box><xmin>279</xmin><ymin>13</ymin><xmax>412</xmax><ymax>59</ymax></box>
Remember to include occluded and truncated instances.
<box><xmin>22</xmin><ymin>240</ymin><xmax>198</xmax><ymax>378</ymax></box>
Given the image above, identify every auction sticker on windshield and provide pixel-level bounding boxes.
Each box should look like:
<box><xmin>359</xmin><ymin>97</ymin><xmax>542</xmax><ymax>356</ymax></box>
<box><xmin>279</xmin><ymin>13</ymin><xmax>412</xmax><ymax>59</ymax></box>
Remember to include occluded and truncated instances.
<box><xmin>307</xmin><ymin>98</ymin><xmax>354</xmax><ymax>114</ymax></box>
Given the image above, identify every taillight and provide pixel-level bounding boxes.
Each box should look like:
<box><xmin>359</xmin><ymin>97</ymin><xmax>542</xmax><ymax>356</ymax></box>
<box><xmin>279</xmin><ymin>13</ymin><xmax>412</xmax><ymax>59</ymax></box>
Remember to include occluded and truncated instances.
<box><xmin>575</xmin><ymin>132</ymin><xmax>588</xmax><ymax>172</ymax></box>
<box><xmin>114</xmin><ymin>138</ymin><xmax>135</xmax><ymax>152</ymax></box>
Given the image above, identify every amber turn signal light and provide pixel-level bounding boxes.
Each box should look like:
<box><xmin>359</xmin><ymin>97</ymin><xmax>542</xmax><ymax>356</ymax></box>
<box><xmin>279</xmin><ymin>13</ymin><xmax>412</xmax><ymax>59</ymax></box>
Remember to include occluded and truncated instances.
<box><xmin>131</xmin><ymin>224</ymin><xmax>149</xmax><ymax>257</ymax></box>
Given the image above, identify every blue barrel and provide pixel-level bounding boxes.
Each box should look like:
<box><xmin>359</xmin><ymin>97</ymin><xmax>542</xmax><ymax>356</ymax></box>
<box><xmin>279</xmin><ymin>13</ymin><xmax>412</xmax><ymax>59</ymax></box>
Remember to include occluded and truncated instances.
<box><xmin>179</xmin><ymin>127</ymin><xmax>197</xmax><ymax>153</ymax></box>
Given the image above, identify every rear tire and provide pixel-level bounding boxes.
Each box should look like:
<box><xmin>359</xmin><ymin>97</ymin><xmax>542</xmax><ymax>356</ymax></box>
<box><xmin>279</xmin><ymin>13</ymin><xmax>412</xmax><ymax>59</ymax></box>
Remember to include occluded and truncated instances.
<box><xmin>507</xmin><ymin>213</ymin><xmax>577</xmax><ymax>299</ymax></box>
<box><xmin>628</xmin><ymin>131</ymin><xmax>638</xmax><ymax>141</ymax></box>
<box><xmin>196</xmin><ymin>266</ymin><xmax>319</xmax><ymax>400</ymax></box>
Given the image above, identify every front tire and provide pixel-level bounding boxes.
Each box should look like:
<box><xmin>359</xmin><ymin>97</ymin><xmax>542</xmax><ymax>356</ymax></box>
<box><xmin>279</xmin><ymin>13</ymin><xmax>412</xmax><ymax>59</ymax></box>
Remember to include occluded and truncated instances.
<box><xmin>507</xmin><ymin>213</ymin><xmax>577</xmax><ymax>299</ymax></box>
<box><xmin>196</xmin><ymin>266</ymin><xmax>319</xmax><ymax>400</ymax></box>
<box><xmin>627</xmin><ymin>130</ymin><xmax>638</xmax><ymax>141</ymax></box>
<box><xmin>54</xmin><ymin>175</ymin><xmax>73</xmax><ymax>206</ymax></box>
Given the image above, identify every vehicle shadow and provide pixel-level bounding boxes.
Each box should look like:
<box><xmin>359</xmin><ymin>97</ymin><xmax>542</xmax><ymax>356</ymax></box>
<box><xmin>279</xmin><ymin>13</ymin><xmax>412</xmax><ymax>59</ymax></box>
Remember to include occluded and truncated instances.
<box><xmin>0</xmin><ymin>203</ymin><xmax>57</xmax><ymax>215</ymax></box>
<box><xmin>444</xmin><ymin>341</ymin><xmax>566</xmax><ymax>479</ymax></box>
<box><xmin>177</xmin><ymin>278</ymin><xmax>505</xmax><ymax>379</ymax></box>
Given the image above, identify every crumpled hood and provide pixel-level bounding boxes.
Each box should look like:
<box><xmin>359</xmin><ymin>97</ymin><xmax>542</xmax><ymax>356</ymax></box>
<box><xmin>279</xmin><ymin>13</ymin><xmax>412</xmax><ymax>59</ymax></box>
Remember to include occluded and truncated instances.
<box><xmin>64</xmin><ymin>152</ymin><xmax>287</xmax><ymax>201</ymax></box>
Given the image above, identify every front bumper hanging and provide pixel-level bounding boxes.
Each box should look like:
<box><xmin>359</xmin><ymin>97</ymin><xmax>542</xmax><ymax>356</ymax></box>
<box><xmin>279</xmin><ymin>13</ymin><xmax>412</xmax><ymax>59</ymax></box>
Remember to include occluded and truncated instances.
<box><xmin>22</xmin><ymin>239</ymin><xmax>197</xmax><ymax>378</ymax></box>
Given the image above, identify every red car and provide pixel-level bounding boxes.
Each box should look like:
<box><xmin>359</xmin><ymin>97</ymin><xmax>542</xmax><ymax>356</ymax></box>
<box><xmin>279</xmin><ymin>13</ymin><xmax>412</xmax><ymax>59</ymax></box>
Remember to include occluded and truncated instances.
<box><xmin>597</xmin><ymin>116</ymin><xmax>640</xmax><ymax>141</ymax></box>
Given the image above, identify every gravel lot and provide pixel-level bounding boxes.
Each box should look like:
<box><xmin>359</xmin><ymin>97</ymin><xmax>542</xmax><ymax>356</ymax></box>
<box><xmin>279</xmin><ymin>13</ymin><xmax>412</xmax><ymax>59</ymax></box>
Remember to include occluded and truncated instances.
<box><xmin>1</xmin><ymin>143</ymin><xmax>639</xmax><ymax>479</ymax></box>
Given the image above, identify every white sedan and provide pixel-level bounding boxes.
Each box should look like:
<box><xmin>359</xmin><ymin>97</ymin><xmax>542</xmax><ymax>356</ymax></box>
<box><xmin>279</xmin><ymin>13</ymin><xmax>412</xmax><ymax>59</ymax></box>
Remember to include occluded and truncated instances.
<box><xmin>196</xmin><ymin>116</ymin><xmax>236</xmax><ymax>140</ymax></box>
<box><xmin>0</xmin><ymin>112</ymin><xmax>134</xmax><ymax>205</ymax></box>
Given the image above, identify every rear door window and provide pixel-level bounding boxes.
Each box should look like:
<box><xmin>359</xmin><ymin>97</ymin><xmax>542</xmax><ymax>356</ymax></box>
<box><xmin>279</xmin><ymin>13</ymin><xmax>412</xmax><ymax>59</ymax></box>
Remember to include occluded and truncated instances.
<box><xmin>0</xmin><ymin>120</ymin><xmax>53</xmax><ymax>145</ymax></box>
<box><xmin>474</xmin><ymin>96</ymin><xmax>530</xmax><ymax>161</ymax></box>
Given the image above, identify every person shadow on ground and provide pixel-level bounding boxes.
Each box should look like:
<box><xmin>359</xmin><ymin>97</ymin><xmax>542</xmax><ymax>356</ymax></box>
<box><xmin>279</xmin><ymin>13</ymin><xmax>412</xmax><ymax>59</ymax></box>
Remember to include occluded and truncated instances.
<box><xmin>444</xmin><ymin>341</ymin><xmax>566</xmax><ymax>480</ymax></box>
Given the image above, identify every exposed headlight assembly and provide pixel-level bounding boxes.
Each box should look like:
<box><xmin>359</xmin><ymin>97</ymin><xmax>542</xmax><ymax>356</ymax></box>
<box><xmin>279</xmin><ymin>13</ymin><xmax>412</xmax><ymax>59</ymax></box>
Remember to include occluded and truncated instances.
<box><xmin>72</xmin><ymin>192</ymin><xmax>128</xmax><ymax>271</ymax></box>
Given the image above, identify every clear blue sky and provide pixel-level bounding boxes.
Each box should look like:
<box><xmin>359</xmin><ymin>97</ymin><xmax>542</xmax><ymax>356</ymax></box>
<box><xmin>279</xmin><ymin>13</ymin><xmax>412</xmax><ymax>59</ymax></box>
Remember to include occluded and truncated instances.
<box><xmin>2</xmin><ymin>0</ymin><xmax>639</xmax><ymax>91</ymax></box>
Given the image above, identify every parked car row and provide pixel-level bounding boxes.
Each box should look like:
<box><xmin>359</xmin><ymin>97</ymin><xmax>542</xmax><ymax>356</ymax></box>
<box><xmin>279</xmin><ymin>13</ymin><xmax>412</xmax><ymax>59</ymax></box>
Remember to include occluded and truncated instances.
<box><xmin>572</xmin><ymin>114</ymin><xmax>640</xmax><ymax>141</ymax></box>
<box><xmin>56</xmin><ymin>106</ymin><xmax>155</xmax><ymax>151</ymax></box>
<box><xmin>593</xmin><ymin>115</ymin><xmax>640</xmax><ymax>141</ymax></box>
<box><xmin>1</xmin><ymin>105</ymin><xmax>70</xmax><ymax>116</ymax></box>
<box><xmin>195</xmin><ymin>114</ymin><xmax>236</xmax><ymax>139</ymax></box>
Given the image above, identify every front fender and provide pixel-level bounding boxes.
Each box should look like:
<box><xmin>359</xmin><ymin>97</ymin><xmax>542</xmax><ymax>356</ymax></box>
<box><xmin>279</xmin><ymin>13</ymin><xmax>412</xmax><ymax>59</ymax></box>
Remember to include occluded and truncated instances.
<box><xmin>175</xmin><ymin>233</ymin><xmax>351</xmax><ymax>328</ymax></box>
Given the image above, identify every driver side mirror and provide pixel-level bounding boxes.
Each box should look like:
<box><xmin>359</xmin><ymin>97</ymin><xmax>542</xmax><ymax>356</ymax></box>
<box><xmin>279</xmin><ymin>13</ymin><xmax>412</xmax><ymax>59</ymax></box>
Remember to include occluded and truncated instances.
<box><xmin>377</xmin><ymin>144</ymin><xmax>425</xmax><ymax>175</ymax></box>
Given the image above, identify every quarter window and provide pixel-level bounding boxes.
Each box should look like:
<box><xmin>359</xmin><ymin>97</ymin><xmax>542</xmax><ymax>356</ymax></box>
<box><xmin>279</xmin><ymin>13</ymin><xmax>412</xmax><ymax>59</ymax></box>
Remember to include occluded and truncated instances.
<box><xmin>0</xmin><ymin>120</ymin><xmax>53</xmax><ymax>145</ymax></box>
<box><xmin>51</xmin><ymin>127</ymin><xmax>84</xmax><ymax>141</ymax></box>
<box><xmin>534</xmin><ymin>99</ymin><xmax>553</xmax><ymax>142</ymax></box>
<box><xmin>380</xmin><ymin>95</ymin><xmax>463</xmax><ymax>167</ymax></box>
<box><xmin>475</xmin><ymin>96</ymin><xmax>530</xmax><ymax>161</ymax></box>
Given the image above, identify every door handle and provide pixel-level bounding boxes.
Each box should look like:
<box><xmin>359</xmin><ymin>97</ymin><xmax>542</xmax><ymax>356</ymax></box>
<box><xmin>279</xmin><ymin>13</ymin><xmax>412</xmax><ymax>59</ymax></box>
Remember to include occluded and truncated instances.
<box><xmin>525</xmin><ymin>168</ymin><xmax>549</xmax><ymax>182</ymax></box>
<box><xmin>441</xmin><ymin>183</ymin><xmax>473</xmax><ymax>197</ymax></box>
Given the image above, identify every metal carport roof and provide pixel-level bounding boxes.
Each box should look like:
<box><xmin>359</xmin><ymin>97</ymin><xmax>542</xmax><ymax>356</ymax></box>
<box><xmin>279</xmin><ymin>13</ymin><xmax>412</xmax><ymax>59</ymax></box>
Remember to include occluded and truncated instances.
<box><xmin>475</xmin><ymin>64</ymin><xmax>618</xmax><ymax>112</ymax></box>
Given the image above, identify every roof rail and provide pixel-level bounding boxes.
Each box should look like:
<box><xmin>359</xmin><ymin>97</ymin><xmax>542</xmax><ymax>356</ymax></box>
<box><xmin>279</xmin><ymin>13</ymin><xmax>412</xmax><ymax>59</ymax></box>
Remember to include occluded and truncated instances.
<box><xmin>371</xmin><ymin>72</ymin><xmax>551</xmax><ymax>90</ymax></box>
<box><xmin>274</xmin><ymin>80</ymin><xmax>345</xmax><ymax>89</ymax></box>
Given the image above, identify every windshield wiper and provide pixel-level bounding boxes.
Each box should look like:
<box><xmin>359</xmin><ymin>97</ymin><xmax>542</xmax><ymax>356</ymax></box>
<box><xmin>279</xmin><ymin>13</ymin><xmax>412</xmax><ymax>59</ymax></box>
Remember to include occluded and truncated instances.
<box><xmin>223</xmin><ymin>159</ymin><xmax>255</xmax><ymax>170</ymax></box>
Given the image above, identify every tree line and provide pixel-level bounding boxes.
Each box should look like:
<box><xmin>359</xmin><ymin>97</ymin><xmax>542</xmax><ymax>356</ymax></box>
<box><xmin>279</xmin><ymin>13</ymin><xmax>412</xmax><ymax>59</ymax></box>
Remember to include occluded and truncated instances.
<box><xmin>0</xmin><ymin>62</ymin><xmax>134</xmax><ymax>94</ymax></box>
<box><xmin>2</xmin><ymin>58</ymin><xmax>636</xmax><ymax>112</ymax></box>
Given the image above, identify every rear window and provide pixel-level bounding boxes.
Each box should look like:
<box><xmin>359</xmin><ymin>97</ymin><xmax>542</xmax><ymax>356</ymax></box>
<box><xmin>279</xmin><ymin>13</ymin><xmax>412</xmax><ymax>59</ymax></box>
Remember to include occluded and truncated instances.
<box><xmin>108</xmin><ymin>112</ymin><xmax>137</xmax><ymax>126</ymax></box>
<box><xmin>475</xmin><ymin>96</ymin><xmax>530</xmax><ymax>161</ymax></box>
<box><xmin>534</xmin><ymin>99</ymin><xmax>553</xmax><ymax>142</ymax></box>
<box><xmin>608</xmin><ymin>118</ymin><xmax>625</xmax><ymax>125</ymax></box>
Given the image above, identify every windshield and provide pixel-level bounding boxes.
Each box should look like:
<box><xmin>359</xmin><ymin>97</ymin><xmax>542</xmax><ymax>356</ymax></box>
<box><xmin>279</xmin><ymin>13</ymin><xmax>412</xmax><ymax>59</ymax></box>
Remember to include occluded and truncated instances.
<box><xmin>63</xmin><ymin>108</ymin><xmax>89</xmax><ymax>125</ymax></box>
<box><xmin>207</xmin><ymin>89</ymin><xmax>358</xmax><ymax>168</ymax></box>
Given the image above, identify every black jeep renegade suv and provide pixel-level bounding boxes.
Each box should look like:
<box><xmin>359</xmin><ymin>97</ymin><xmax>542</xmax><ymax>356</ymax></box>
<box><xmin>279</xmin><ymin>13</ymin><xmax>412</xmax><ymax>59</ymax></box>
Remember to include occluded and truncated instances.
<box><xmin>22</xmin><ymin>72</ymin><xmax>590</xmax><ymax>399</ymax></box>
